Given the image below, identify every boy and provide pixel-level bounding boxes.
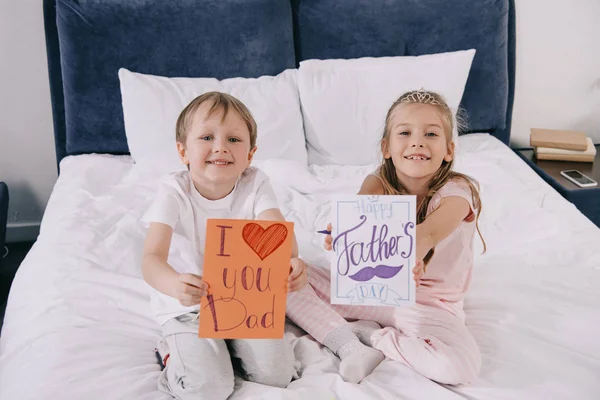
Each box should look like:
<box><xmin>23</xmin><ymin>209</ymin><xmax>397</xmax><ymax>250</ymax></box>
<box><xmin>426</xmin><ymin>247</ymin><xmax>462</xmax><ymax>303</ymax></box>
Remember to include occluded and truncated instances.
<box><xmin>142</xmin><ymin>92</ymin><xmax>307</xmax><ymax>399</ymax></box>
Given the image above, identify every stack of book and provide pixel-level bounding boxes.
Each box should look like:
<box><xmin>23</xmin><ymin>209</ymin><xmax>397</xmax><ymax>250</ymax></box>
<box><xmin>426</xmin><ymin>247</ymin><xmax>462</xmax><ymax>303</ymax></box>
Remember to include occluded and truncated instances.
<box><xmin>530</xmin><ymin>128</ymin><xmax>596</xmax><ymax>162</ymax></box>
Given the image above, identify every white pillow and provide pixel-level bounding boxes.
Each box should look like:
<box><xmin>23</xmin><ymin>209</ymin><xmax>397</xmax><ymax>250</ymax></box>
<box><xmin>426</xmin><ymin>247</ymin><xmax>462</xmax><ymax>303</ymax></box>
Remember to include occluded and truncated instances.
<box><xmin>118</xmin><ymin>68</ymin><xmax>307</xmax><ymax>172</ymax></box>
<box><xmin>297</xmin><ymin>49</ymin><xmax>476</xmax><ymax>166</ymax></box>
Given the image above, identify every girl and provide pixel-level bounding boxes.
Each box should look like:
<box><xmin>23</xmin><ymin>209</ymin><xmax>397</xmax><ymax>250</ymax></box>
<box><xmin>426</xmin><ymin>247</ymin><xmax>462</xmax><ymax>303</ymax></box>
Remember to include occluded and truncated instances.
<box><xmin>286</xmin><ymin>88</ymin><xmax>485</xmax><ymax>385</ymax></box>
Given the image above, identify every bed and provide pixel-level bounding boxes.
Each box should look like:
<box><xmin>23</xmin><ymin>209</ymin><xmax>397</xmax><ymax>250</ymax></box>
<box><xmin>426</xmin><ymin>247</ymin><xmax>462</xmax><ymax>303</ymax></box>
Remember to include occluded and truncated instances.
<box><xmin>1</xmin><ymin>0</ymin><xmax>600</xmax><ymax>399</ymax></box>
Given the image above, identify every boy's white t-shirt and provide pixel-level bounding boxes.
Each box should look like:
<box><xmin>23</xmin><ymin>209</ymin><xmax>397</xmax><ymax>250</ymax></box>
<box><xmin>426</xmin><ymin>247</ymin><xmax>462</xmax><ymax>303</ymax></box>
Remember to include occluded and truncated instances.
<box><xmin>143</xmin><ymin>167</ymin><xmax>280</xmax><ymax>325</ymax></box>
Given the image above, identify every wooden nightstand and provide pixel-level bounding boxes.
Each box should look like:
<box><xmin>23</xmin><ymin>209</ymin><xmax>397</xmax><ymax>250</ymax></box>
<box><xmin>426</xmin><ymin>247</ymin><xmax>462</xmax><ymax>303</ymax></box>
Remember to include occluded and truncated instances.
<box><xmin>516</xmin><ymin>144</ymin><xmax>600</xmax><ymax>228</ymax></box>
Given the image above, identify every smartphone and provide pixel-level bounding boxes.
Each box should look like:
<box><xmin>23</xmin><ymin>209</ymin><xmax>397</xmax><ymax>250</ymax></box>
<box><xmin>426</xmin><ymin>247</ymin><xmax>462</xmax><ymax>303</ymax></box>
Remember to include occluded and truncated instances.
<box><xmin>560</xmin><ymin>170</ymin><xmax>598</xmax><ymax>188</ymax></box>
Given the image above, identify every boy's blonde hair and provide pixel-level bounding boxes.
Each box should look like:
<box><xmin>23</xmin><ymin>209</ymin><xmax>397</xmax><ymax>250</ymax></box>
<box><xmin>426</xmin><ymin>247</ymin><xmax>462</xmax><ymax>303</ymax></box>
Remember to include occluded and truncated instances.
<box><xmin>175</xmin><ymin>92</ymin><xmax>257</xmax><ymax>148</ymax></box>
<box><xmin>377</xmin><ymin>89</ymin><xmax>486</xmax><ymax>264</ymax></box>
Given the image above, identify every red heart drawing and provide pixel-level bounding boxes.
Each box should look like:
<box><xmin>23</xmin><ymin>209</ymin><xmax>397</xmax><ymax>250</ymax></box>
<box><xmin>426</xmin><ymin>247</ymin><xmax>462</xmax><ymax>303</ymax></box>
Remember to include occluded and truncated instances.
<box><xmin>242</xmin><ymin>223</ymin><xmax>288</xmax><ymax>260</ymax></box>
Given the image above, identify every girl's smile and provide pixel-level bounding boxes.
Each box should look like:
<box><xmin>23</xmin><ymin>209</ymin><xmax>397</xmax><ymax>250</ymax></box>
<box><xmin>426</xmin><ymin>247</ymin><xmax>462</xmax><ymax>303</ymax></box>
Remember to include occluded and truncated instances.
<box><xmin>403</xmin><ymin>153</ymin><xmax>431</xmax><ymax>162</ymax></box>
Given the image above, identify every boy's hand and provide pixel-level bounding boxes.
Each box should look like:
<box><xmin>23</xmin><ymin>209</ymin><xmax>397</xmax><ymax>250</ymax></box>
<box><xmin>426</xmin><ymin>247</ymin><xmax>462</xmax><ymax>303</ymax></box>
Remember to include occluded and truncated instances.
<box><xmin>288</xmin><ymin>257</ymin><xmax>308</xmax><ymax>292</ymax></box>
<box><xmin>174</xmin><ymin>273</ymin><xmax>208</xmax><ymax>306</ymax></box>
<box><xmin>412</xmin><ymin>260</ymin><xmax>425</xmax><ymax>288</ymax></box>
<box><xmin>323</xmin><ymin>223</ymin><xmax>333</xmax><ymax>251</ymax></box>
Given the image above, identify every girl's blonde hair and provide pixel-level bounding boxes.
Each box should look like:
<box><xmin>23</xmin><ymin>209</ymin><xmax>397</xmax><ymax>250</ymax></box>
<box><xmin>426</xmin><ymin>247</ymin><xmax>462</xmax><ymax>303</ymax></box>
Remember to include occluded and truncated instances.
<box><xmin>377</xmin><ymin>90</ymin><xmax>486</xmax><ymax>264</ymax></box>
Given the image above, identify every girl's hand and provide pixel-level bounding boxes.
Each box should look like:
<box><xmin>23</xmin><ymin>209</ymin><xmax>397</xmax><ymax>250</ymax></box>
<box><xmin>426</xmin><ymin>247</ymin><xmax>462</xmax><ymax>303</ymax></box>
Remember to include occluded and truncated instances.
<box><xmin>288</xmin><ymin>257</ymin><xmax>308</xmax><ymax>292</ymax></box>
<box><xmin>323</xmin><ymin>223</ymin><xmax>333</xmax><ymax>251</ymax></box>
<box><xmin>174</xmin><ymin>273</ymin><xmax>208</xmax><ymax>306</ymax></box>
<box><xmin>412</xmin><ymin>260</ymin><xmax>425</xmax><ymax>288</ymax></box>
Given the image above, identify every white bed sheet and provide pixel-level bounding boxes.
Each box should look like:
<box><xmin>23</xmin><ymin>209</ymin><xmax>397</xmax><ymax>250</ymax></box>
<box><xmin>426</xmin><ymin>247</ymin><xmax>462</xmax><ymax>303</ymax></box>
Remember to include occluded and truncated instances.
<box><xmin>1</xmin><ymin>134</ymin><xmax>599</xmax><ymax>399</ymax></box>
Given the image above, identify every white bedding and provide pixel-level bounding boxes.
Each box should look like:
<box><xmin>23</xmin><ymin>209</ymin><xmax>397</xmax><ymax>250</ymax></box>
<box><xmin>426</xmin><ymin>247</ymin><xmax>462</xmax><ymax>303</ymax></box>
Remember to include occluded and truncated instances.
<box><xmin>1</xmin><ymin>134</ymin><xmax>600</xmax><ymax>399</ymax></box>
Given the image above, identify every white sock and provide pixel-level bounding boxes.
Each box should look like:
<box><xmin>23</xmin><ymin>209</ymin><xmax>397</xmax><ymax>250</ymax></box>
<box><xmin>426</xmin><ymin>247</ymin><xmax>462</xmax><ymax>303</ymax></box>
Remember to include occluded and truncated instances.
<box><xmin>337</xmin><ymin>341</ymin><xmax>385</xmax><ymax>383</ymax></box>
<box><xmin>348</xmin><ymin>320</ymin><xmax>381</xmax><ymax>347</ymax></box>
<box><xmin>323</xmin><ymin>326</ymin><xmax>384</xmax><ymax>383</ymax></box>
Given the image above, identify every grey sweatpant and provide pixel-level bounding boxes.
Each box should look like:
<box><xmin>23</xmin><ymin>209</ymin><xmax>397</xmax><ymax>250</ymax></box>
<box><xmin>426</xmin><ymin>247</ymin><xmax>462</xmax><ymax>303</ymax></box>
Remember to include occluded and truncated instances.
<box><xmin>158</xmin><ymin>312</ymin><xmax>297</xmax><ymax>400</ymax></box>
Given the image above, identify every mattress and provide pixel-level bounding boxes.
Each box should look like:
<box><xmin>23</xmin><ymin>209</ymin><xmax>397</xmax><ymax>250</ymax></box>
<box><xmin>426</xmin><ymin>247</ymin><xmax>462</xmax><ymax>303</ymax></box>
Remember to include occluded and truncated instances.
<box><xmin>1</xmin><ymin>134</ymin><xmax>599</xmax><ymax>399</ymax></box>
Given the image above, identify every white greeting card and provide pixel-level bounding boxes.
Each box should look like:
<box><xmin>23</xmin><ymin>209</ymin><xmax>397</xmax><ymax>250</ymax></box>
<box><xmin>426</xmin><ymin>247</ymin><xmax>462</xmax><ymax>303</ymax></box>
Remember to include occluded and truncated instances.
<box><xmin>330</xmin><ymin>195</ymin><xmax>417</xmax><ymax>307</ymax></box>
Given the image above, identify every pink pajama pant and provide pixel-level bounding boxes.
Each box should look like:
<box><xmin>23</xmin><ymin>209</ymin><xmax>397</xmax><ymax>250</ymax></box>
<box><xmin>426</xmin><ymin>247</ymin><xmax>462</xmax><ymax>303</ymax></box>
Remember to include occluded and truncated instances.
<box><xmin>286</xmin><ymin>264</ymin><xmax>481</xmax><ymax>385</ymax></box>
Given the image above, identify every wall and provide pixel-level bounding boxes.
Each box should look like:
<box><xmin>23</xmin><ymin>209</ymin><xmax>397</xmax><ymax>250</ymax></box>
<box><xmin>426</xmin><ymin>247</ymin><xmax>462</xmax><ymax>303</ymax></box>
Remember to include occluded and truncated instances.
<box><xmin>511</xmin><ymin>0</ymin><xmax>600</xmax><ymax>148</ymax></box>
<box><xmin>0</xmin><ymin>1</ymin><xmax>57</xmax><ymax>242</ymax></box>
<box><xmin>0</xmin><ymin>0</ymin><xmax>599</xmax><ymax>242</ymax></box>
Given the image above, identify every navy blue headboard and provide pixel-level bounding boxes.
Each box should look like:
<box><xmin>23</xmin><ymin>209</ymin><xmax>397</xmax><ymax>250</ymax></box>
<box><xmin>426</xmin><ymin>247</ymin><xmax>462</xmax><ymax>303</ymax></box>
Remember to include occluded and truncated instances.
<box><xmin>44</xmin><ymin>0</ymin><xmax>515</xmax><ymax>167</ymax></box>
<box><xmin>292</xmin><ymin>0</ymin><xmax>515</xmax><ymax>144</ymax></box>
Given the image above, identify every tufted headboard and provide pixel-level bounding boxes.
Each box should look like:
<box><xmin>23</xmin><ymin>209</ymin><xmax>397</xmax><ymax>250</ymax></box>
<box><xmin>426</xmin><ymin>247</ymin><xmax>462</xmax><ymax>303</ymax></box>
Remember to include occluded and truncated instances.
<box><xmin>44</xmin><ymin>0</ymin><xmax>515</xmax><ymax>167</ymax></box>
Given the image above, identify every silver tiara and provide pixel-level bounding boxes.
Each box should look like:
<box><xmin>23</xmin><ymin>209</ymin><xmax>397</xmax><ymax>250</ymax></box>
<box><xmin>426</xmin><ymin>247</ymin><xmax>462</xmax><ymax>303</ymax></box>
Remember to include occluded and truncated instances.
<box><xmin>399</xmin><ymin>88</ymin><xmax>440</xmax><ymax>105</ymax></box>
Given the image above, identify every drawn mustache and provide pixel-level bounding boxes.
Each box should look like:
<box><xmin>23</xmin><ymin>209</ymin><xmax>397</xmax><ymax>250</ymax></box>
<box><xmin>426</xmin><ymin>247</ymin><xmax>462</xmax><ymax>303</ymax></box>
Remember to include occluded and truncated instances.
<box><xmin>348</xmin><ymin>265</ymin><xmax>404</xmax><ymax>281</ymax></box>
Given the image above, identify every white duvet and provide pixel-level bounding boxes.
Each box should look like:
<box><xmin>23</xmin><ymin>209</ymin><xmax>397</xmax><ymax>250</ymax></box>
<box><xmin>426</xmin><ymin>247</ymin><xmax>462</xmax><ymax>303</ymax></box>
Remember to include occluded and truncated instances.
<box><xmin>1</xmin><ymin>134</ymin><xmax>599</xmax><ymax>400</ymax></box>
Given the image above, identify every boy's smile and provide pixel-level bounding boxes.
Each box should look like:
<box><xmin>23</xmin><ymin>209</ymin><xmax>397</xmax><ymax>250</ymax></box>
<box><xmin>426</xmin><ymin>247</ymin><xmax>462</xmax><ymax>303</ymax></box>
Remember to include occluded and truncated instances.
<box><xmin>206</xmin><ymin>159</ymin><xmax>233</xmax><ymax>166</ymax></box>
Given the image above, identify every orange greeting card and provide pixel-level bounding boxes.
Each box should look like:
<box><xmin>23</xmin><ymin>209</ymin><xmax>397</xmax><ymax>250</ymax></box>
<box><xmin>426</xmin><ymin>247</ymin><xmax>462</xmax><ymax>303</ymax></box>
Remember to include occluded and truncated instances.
<box><xmin>199</xmin><ymin>219</ymin><xmax>294</xmax><ymax>339</ymax></box>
